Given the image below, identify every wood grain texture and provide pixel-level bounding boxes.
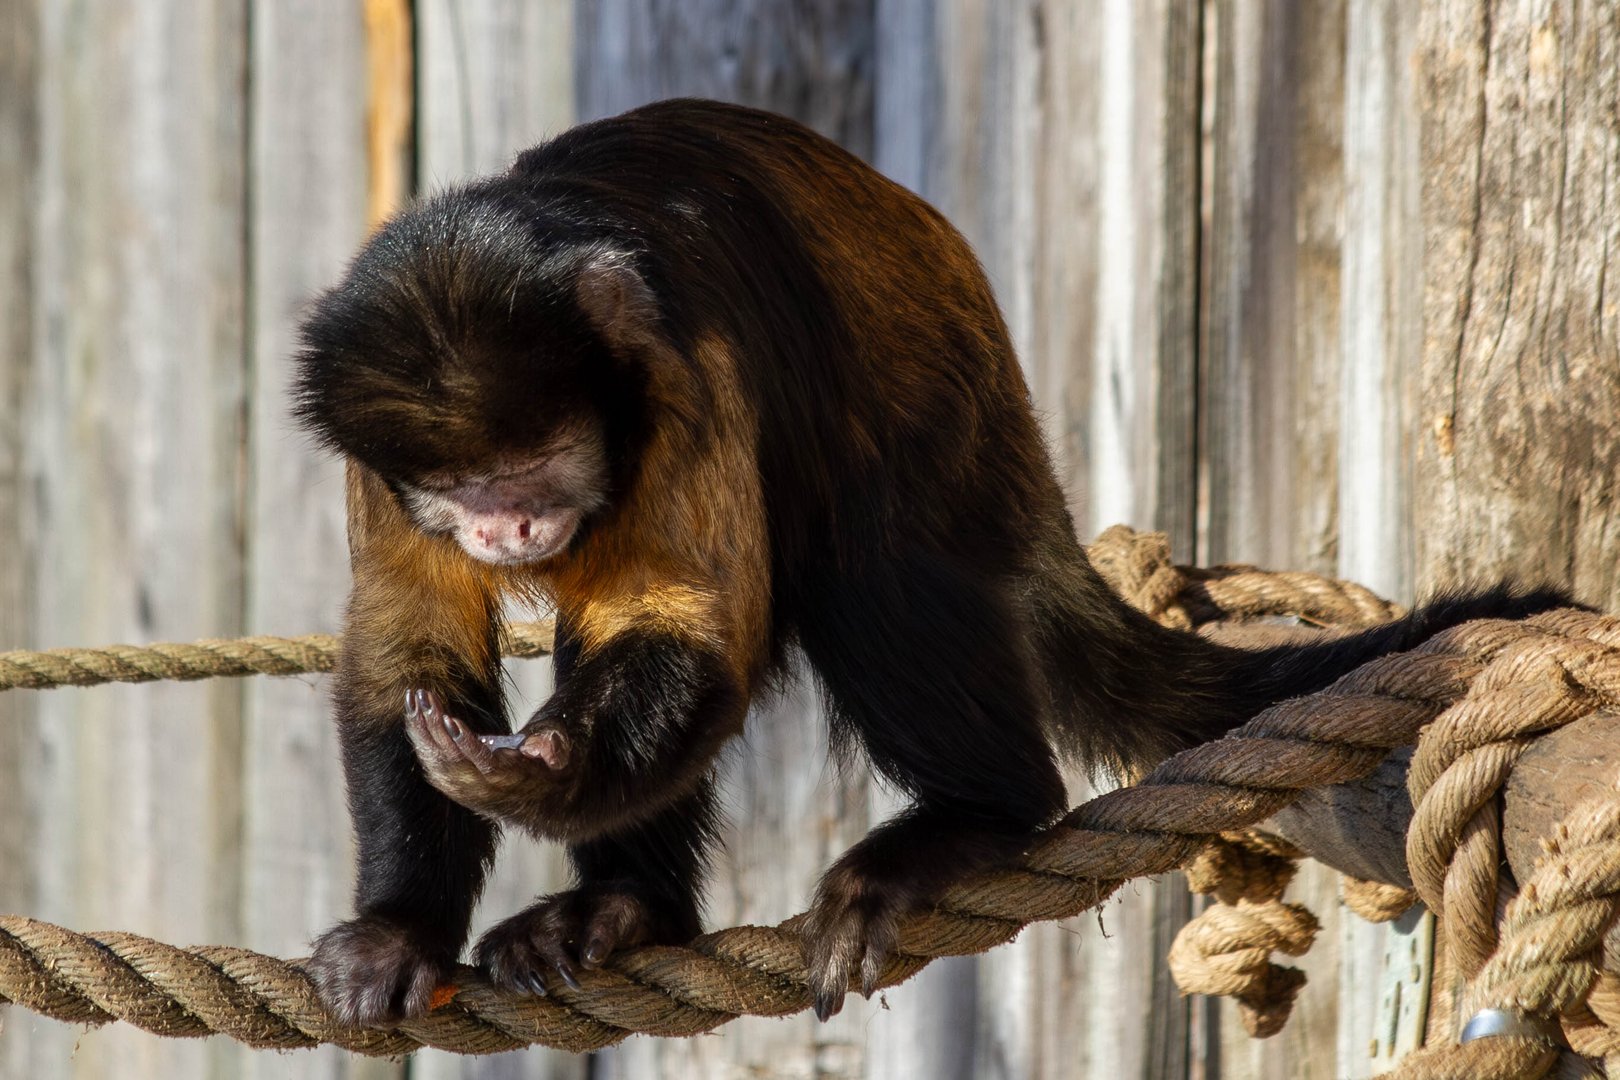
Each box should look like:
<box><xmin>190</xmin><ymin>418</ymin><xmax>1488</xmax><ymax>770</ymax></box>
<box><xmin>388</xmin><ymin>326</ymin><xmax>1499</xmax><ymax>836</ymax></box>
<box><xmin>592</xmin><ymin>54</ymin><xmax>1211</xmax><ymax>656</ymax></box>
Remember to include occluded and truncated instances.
<box><xmin>1415</xmin><ymin>1</ymin><xmax>1620</xmax><ymax>1040</ymax></box>
<box><xmin>1501</xmin><ymin>710</ymin><xmax>1620</xmax><ymax>893</ymax></box>
<box><xmin>238</xmin><ymin>4</ymin><xmax>394</xmax><ymax>1080</ymax></box>
<box><xmin>878</xmin><ymin>3</ymin><xmax>1205</xmax><ymax>1077</ymax></box>
<box><xmin>417</xmin><ymin>0</ymin><xmax>574</xmax><ymax>184</ymax></box>
<box><xmin>1333</xmin><ymin>4</ymin><xmax>1431</xmax><ymax>1077</ymax></box>
<box><xmin>13</xmin><ymin>3</ymin><xmax>249</xmax><ymax>1078</ymax></box>
<box><xmin>1415</xmin><ymin>0</ymin><xmax>1620</xmax><ymax>611</ymax></box>
<box><xmin>0</xmin><ymin>0</ymin><xmax>41</xmax><ymax>1073</ymax></box>
<box><xmin>1200</xmin><ymin>2</ymin><xmax>1384</xmax><ymax>1077</ymax></box>
<box><xmin>575</xmin><ymin>0</ymin><xmax>875</xmax><ymax>157</ymax></box>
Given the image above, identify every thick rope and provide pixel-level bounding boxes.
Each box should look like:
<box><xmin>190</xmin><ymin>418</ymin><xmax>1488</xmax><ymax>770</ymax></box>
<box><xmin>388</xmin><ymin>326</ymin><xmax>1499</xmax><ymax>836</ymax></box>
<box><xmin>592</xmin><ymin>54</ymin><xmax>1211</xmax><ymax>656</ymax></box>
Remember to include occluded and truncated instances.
<box><xmin>1385</xmin><ymin>784</ymin><xmax>1620</xmax><ymax>1079</ymax></box>
<box><xmin>1342</xmin><ymin>877</ymin><xmax>1420</xmax><ymax>923</ymax></box>
<box><xmin>1171</xmin><ymin>836</ymin><xmax>1317</xmax><ymax>1037</ymax></box>
<box><xmin>0</xmin><ymin>528</ymin><xmax>1378</xmax><ymax>692</ymax></box>
<box><xmin>1405</xmin><ymin>609</ymin><xmax>1620</xmax><ymax>982</ymax></box>
<box><xmin>3</xmin><ymin>527</ymin><xmax>1617</xmax><ymax>1056</ymax></box>
<box><xmin>1087</xmin><ymin>525</ymin><xmax>1405</xmax><ymax>630</ymax></box>
<box><xmin>6</xmin><ymin>608</ymin><xmax>1614</xmax><ymax>1052</ymax></box>
<box><xmin>0</xmin><ymin>624</ymin><xmax>555</xmax><ymax>691</ymax></box>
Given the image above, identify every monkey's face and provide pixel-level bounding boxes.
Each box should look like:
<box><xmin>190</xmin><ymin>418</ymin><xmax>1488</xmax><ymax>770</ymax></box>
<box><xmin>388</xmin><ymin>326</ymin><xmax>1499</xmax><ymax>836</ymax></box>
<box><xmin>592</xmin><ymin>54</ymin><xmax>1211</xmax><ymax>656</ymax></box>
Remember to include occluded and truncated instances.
<box><xmin>398</xmin><ymin>426</ymin><xmax>610</xmax><ymax>566</ymax></box>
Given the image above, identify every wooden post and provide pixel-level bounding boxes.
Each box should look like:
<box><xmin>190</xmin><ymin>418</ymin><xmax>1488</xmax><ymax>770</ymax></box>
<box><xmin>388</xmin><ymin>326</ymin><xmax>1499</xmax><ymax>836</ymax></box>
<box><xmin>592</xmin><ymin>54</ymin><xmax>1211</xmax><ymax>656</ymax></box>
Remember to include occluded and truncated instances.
<box><xmin>1416</xmin><ymin>0</ymin><xmax>1620</xmax><ymax>1045</ymax></box>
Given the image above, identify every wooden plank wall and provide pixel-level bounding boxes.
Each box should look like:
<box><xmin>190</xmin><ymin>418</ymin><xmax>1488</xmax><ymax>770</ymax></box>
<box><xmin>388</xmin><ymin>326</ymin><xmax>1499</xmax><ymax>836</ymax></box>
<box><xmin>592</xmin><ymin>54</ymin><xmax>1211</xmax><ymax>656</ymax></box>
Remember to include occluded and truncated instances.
<box><xmin>2</xmin><ymin>2</ymin><xmax>1618</xmax><ymax>1079</ymax></box>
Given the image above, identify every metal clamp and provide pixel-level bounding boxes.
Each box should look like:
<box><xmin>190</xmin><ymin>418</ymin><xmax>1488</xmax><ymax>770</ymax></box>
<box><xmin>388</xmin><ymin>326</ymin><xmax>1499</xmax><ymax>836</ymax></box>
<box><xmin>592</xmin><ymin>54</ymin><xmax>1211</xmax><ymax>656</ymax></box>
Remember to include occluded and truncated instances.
<box><xmin>1458</xmin><ymin>1008</ymin><xmax>1561</xmax><ymax>1045</ymax></box>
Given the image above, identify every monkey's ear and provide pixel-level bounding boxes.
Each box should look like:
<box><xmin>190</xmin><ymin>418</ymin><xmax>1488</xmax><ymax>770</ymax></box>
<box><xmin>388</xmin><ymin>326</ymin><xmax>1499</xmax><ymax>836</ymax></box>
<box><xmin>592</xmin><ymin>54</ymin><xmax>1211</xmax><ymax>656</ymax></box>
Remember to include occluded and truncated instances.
<box><xmin>573</xmin><ymin>254</ymin><xmax>662</xmax><ymax>351</ymax></box>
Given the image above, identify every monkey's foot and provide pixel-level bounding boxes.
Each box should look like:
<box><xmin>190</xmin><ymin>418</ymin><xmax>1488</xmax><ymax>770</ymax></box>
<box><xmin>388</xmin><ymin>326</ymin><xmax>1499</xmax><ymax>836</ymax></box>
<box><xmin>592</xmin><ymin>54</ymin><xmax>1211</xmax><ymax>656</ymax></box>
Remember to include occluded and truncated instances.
<box><xmin>800</xmin><ymin>866</ymin><xmax>909</xmax><ymax>1022</ymax></box>
<box><xmin>404</xmin><ymin>688</ymin><xmax>569</xmax><ymax>818</ymax></box>
<box><xmin>475</xmin><ymin>886</ymin><xmax>697</xmax><ymax>996</ymax></box>
<box><xmin>307</xmin><ymin>915</ymin><xmax>457</xmax><ymax>1027</ymax></box>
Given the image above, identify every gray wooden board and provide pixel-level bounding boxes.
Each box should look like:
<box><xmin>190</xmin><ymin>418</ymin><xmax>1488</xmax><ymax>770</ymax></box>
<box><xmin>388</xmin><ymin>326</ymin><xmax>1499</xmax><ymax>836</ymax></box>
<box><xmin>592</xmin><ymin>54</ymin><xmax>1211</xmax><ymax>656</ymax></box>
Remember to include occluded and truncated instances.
<box><xmin>10</xmin><ymin>3</ymin><xmax>250</xmax><ymax>1078</ymax></box>
<box><xmin>878</xmin><ymin>2</ymin><xmax>1203</xmax><ymax>1077</ymax></box>
<box><xmin>1199</xmin><ymin>2</ymin><xmax>1385</xmax><ymax>1076</ymax></box>
<box><xmin>0</xmin><ymin>0</ymin><xmax>41</xmax><ymax>1073</ymax></box>
<box><xmin>236</xmin><ymin>3</ymin><xmax>398</xmax><ymax>1080</ymax></box>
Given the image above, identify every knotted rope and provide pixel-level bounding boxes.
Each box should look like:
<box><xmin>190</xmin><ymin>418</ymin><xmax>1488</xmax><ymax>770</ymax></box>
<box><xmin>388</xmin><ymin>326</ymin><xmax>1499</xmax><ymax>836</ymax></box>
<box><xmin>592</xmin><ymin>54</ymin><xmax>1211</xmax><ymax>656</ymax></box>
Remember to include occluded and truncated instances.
<box><xmin>1385</xmin><ymin>784</ymin><xmax>1620</xmax><ymax>1078</ymax></box>
<box><xmin>2</xmin><ymin>528</ymin><xmax>1616</xmax><ymax>1060</ymax></box>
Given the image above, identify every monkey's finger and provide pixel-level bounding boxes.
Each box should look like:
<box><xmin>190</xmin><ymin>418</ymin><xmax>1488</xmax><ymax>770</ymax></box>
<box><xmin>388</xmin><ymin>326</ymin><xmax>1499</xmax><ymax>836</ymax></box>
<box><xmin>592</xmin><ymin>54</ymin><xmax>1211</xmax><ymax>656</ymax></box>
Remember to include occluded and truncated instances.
<box><xmin>554</xmin><ymin>957</ymin><xmax>583</xmax><ymax>992</ymax></box>
<box><xmin>407</xmin><ymin>691</ymin><xmax>461</xmax><ymax>760</ymax></box>
<box><xmin>859</xmin><ymin>942</ymin><xmax>889</xmax><ymax>1000</ymax></box>
<box><xmin>447</xmin><ymin>717</ymin><xmax>504</xmax><ymax>775</ymax></box>
<box><xmin>813</xmin><ymin>985</ymin><xmax>846</xmax><ymax>1023</ymax></box>
<box><xmin>580</xmin><ymin>893</ymin><xmax>648</xmax><ymax>968</ymax></box>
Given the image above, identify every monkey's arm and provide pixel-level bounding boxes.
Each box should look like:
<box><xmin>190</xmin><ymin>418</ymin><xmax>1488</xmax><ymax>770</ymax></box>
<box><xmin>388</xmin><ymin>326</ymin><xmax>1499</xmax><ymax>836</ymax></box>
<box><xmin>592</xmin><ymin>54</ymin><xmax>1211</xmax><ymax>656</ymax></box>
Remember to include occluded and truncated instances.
<box><xmin>405</xmin><ymin>606</ymin><xmax>744</xmax><ymax>994</ymax></box>
<box><xmin>307</xmin><ymin>463</ymin><xmax>507</xmax><ymax>1027</ymax></box>
<box><xmin>408</xmin><ymin>604</ymin><xmax>746</xmax><ymax>841</ymax></box>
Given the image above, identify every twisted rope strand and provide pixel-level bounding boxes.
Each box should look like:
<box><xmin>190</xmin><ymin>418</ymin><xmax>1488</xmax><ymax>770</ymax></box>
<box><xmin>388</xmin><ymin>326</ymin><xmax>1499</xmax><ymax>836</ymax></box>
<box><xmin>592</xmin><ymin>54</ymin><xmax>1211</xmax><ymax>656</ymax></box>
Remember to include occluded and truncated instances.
<box><xmin>1386</xmin><ymin>786</ymin><xmax>1620</xmax><ymax>1079</ymax></box>
<box><xmin>0</xmin><ymin>624</ymin><xmax>556</xmax><ymax>691</ymax></box>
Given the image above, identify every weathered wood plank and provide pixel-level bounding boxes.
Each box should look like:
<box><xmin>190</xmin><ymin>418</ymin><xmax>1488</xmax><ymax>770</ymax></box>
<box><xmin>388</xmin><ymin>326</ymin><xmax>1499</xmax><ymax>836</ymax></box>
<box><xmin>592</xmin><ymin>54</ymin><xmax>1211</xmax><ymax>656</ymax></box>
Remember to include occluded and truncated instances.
<box><xmin>1201</xmin><ymin>2</ymin><xmax>1368</xmax><ymax>1076</ymax></box>
<box><xmin>0</xmin><ymin>0</ymin><xmax>42</xmax><ymax>1074</ymax></box>
<box><xmin>17</xmin><ymin>3</ymin><xmax>249</xmax><ymax>1078</ymax></box>
<box><xmin>417</xmin><ymin>0</ymin><xmax>574</xmax><ymax>182</ymax></box>
<box><xmin>878</xmin><ymin>3</ymin><xmax>1206</xmax><ymax>1077</ymax></box>
<box><xmin>871</xmin><ymin>7</ymin><xmax>1018</xmax><ymax>1069</ymax></box>
<box><xmin>573</xmin><ymin>6</ymin><xmax>880</xmax><ymax>1079</ymax></box>
<box><xmin>1416</xmin><ymin>0</ymin><xmax>1620</xmax><ymax>1044</ymax></box>
<box><xmin>1415</xmin><ymin>0</ymin><xmax>1620</xmax><ymax>609</ymax></box>
<box><xmin>237</xmin><ymin>3</ymin><xmax>392</xmax><ymax>1080</ymax></box>
<box><xmin>575</xmin><ymin>0</ymin><xmax>874</xmax><ymax>157</ymax></box>
<box><xmin>1335</xmin><ymin>3</ymin><xmax>1429</xmax><ymax>1074</ymax></box>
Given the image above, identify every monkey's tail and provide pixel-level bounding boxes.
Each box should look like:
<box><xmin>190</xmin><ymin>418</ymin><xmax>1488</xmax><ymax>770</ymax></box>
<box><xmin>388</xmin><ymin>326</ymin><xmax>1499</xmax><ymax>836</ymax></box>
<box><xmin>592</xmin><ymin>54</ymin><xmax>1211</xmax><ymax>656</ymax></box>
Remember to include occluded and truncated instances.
<box><xmin>1228</xmin><ymin>581</ymin><xmax>1577</xmax><ymax>717</ymax></box>
<box><xmin>1030</xmin><ymin>548</ymin><xmax>1574</xmax><ymax>779</ymax></box>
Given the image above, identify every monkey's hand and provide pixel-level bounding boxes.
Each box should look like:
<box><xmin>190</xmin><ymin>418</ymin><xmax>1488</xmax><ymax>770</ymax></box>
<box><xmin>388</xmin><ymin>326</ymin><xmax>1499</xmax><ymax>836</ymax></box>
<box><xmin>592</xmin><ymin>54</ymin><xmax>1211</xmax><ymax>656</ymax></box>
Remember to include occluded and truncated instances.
<box><xmin>307</xmin><ymin>915</ymin><xmax>457</xmax><ymax>1027</ymax></box>
<box><xmin>474</xmin><ymin>884</ymin><xmax>697</xmax><ymax>996</ymax></box>
<box><xmin>404</xmin><ymin>688</ymin><xmax>571</xmax><ymax>821</ymax></box>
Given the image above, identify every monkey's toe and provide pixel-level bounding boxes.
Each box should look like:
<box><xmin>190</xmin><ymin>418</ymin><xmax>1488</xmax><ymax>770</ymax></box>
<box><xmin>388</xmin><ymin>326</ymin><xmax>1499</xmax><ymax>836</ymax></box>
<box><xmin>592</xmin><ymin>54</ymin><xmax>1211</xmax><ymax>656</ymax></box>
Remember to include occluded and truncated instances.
<box><xmin>801</xmin><ymin>878</ymin><xmax>905</xmax><ymax>1021</ymax></box>
<box><xmin>307</xmin><ymin>915</ymin><xmax>456</xmax><ymax>1028</ymax></box>
<box><xmin>476</xmin><ymin>887</ymin><xmax>690</xmax><ymax>996</ymax></box>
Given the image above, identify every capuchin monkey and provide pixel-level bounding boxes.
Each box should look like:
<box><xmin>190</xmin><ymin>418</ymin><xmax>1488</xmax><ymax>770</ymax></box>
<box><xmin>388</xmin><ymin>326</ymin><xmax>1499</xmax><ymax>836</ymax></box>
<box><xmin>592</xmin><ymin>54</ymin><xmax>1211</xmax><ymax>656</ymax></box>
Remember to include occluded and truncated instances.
<box><xmin>293</xmin><ymin>98</ymin><xmax>1569</xmax><ymax>1025</ymax></box>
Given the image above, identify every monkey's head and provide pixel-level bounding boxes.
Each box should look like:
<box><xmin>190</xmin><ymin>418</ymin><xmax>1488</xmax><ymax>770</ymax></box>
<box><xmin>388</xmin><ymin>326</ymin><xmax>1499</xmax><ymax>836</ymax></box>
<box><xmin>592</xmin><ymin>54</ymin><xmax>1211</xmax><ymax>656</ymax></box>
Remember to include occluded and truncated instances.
<box><xmin>294</xmin><ymin>188</ymin><xmax>661</xmax><ymax>566</ymax></box>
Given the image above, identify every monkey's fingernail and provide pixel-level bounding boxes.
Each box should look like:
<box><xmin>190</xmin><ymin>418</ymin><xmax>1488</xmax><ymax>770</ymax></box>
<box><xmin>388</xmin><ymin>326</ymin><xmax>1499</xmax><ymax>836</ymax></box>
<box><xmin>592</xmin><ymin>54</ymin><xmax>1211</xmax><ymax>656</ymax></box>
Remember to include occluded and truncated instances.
<box><xmin>404</xmin><ymin>691</ymin><xmax>419</xmax><ymax>718</ymax></box>
<box><xmin>582</xmin><ymin>940</ymin><xmax>607</xmax><ymax>967</ymax></box>
<box><xmin>813</xmin><ymin>991</ymin><xmax>840</xmax><ymax>1022</ymax></box>
<box><xmin>444</xmin><ymin>716</ymin><xmax>464</xmax><ymax>740</ymax></box>
<box><xmin>419</xmin><ymin>691</ymin><xmax>437</xmax><ymax>719</ymax></box>
<box><xmin>556</xmin><ymin>961</ymin><xmax>582</xmax><ymax>992</ymax></box>
<box><xmin>524</xmin><ymin>974</ymin><xmax>548</xmax><ymax>997</ymax></box>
